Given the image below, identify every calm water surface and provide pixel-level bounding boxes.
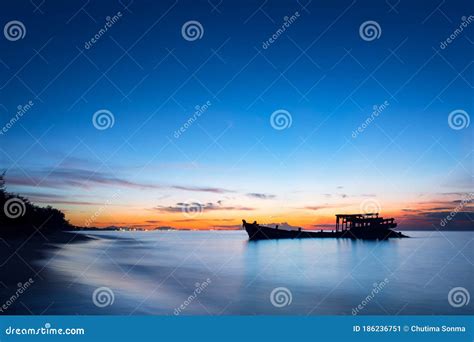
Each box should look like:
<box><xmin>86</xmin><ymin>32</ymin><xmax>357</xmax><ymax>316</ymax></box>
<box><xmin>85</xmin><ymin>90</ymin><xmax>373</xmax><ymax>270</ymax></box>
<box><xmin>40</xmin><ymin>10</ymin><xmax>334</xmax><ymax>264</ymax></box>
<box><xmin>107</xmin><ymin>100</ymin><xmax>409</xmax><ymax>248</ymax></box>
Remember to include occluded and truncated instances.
<box><xmin>29</xmin><ymin>231</ymin><xmax>474</xmax><ymax>315</ymax></box>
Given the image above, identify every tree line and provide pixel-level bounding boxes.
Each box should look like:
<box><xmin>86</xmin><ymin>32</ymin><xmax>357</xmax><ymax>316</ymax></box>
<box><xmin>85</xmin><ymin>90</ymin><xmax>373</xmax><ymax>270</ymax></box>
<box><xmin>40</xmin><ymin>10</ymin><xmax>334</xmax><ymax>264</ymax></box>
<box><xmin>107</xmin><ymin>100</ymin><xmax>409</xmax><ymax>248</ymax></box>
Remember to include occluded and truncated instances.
<box><xmin>0</xmin><ymin>172</ymin><xmax>73</xmax><ymax>237</ymax></box>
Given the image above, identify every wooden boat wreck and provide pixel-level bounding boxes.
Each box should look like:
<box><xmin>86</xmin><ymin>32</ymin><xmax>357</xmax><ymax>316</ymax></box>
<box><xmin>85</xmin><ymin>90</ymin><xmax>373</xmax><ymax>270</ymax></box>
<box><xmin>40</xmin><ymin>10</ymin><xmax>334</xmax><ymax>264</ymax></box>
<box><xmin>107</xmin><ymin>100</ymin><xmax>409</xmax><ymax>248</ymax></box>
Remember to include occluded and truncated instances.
<box><xmin>243</xmin><ymin>213</ymin><xmax>408</xmax><ymax>240</ymax></box>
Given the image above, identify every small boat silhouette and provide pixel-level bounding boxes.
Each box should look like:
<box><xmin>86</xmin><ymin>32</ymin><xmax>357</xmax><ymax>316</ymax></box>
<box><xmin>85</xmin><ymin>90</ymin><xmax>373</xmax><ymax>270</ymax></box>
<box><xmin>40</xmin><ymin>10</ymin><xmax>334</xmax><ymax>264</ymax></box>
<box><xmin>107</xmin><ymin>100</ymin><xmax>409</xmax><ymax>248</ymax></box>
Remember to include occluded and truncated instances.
<box><xmin>243</xmin><ymin>213</ymin><xmax>408</xmax><ymax>240</ymax></box>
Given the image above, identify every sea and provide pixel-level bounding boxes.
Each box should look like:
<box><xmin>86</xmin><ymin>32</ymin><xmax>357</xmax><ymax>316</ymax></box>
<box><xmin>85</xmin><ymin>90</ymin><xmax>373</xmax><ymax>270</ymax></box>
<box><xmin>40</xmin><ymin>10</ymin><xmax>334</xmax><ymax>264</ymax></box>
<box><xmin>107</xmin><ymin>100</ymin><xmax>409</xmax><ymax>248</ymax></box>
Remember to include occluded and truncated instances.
<box><xmin>13</xmin><ymin>230</ymin><xmax>474</xmax><ymax>315</ymax></box>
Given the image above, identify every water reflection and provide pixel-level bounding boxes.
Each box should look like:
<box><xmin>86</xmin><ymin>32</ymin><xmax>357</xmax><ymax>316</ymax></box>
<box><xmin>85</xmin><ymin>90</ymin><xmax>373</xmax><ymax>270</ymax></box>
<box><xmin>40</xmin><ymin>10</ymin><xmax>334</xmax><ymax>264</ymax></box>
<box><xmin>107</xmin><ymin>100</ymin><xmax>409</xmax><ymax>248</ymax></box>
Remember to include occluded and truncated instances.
<box><xmin>17</xmin><ymin>230</ymin><xmax>473</xmax><ymax>315</ymax></box>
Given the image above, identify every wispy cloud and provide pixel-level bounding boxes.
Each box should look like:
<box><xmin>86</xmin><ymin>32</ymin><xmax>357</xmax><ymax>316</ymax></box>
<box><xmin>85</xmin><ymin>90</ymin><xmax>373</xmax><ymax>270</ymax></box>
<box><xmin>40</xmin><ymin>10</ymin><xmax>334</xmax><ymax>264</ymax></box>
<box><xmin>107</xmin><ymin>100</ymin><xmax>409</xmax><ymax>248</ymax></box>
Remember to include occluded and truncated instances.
<box><xmin>172</xmin><ymin>185</ymin><xmax>234</xmax><ymax>194</ymax></box>
<box><xmin>319</xmin><ymin>193</ymin><xmax>375</xmax><ymax>199</ymax></box>
<box><xmin>16</xmin><ymin>191</ymin><xmax>106</xmax><ymax>206</ymax></box>
<box><xmin>303</xmin><ymin>203</ymin><xmax>353</xmax><ymax>211</ymax></box>
<box><xmin>6</xmin><ymin>168</ymin><xmax>158</xmax><ymax>190</ymax></box>
<box><xmin>246</xmin><ymin>192</ymin><xmax>276</xmax><ymax>199</ymax></box>
<box><xmin>400</xmin><ymin>211</ymin><xmax>473</xmax><ymax>230</ymax></box>
<box><xmin>36</xmin><ymin>200</ymin><xmax>102</xmax><ymax>206</ymax></box>
<box><xmin>399</xmin><ymin>197</ymin><xmax>474</xmax><ymax>230</ymax></box>
<box><xmin>304</xmin><ymin>206</ymin><xmax>328</xmax><ymax>211</ymax></box>
<box><xmin>6</xmin><ymin>168</ymin><xmax>233</xmax><ymax>194</ymax></box>
<box><xmin>401</xmin><ymin>208</ymin><xmax>422</xmax><ymax>213</ymax></box>
<box><xmin>154</xmin><ymin>201</ymin><xmax>254</xmax><ymax>213</ymax></box>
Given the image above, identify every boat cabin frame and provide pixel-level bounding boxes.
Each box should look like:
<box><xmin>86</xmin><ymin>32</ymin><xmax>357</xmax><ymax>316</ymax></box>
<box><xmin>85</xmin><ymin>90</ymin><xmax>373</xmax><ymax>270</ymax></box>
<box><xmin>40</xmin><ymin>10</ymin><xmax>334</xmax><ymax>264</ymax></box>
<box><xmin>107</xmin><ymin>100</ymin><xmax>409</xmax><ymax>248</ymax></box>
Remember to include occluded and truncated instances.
<box><xmin>335</xmin><ymin>213</ymin><xmax>396</xmax><ymax>232</ymax></box>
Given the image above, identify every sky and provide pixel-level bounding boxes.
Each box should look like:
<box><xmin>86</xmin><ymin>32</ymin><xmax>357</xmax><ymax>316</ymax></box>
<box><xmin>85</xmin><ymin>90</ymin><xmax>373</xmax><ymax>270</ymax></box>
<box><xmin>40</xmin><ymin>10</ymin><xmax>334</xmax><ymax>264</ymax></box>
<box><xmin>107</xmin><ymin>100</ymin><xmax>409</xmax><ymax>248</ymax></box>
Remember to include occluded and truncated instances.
<box><xmin>0</xmin><ymin>0</ymin><xmax>473</xmax><ymax>230</ymax></box>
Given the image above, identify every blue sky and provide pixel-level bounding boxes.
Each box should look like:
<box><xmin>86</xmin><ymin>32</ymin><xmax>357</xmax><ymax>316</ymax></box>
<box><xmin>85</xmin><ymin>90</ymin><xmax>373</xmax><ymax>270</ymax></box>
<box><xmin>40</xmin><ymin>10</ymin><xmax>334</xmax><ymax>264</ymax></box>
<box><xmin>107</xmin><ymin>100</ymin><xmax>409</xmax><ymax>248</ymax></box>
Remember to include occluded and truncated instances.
<box><xmin>0</xmin><ymin>0</ymin><xmax>472</xmax><ymax>229</ymax></box>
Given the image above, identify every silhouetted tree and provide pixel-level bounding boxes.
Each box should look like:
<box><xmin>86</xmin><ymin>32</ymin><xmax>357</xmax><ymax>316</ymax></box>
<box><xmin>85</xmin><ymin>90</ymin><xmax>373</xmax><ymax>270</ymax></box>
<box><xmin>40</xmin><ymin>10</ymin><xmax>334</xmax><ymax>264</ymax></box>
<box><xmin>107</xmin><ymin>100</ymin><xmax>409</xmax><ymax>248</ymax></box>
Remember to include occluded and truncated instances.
<box><xmin>0</xmin><ymin>173</ymin><xmax>73</xmax><ymax>237</ymax></box>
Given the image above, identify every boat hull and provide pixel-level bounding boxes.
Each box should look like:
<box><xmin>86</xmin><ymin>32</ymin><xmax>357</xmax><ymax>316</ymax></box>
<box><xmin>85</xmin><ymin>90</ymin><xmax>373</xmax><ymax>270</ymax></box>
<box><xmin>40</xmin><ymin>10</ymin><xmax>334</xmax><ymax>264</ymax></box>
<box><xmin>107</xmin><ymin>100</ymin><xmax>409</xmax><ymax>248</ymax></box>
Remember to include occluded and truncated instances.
<box><xmin>243</xmin><ymin>222</ymin><xmax>408</xmax><ymax>240</ymax></box>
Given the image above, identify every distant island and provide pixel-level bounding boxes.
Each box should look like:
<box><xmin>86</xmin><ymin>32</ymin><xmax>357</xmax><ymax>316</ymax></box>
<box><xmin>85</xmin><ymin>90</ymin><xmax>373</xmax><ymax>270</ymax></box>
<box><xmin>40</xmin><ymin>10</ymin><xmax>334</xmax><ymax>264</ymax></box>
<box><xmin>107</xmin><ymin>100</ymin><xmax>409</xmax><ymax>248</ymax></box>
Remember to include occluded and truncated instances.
<box><xmin>76</xmin><ymin>226</ymin><xmax>186</xmax><ymax>232</ymax></box>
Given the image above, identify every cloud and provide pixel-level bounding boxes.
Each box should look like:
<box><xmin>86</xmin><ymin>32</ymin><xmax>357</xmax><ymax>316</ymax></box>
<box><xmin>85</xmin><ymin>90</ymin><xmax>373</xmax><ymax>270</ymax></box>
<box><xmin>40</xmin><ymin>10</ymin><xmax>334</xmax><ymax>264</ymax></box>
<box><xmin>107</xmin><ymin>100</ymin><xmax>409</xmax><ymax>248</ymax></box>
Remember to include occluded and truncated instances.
<box><xmin>19</xmin><ymin>192</ymin><xmax>66</xmax><ymax>199</ymax></box>
<box><xmin>16</xmin><ymin>191</ymin><xmax>107</xmax><ymax>206</ymax></box>
<box><xmin>154</xmin><ymin>201</ymin><xmax>255</xmax><ymax>213</ymax></box>
<box><xmin>401</xmin><ymin>208</ymin><xmax>422</xmax><ymax>213</ymax></box>
<box><xmin>6</xmin><ymin>168</ymin><xmax>158</xmax><ymax>190</ymax></box>
<box><xmin>246</xmin><ymin>193</ymin><xmax>276</xmax><ymax>199</ymax></box>
<box><xmin>6</xmin><ymin>168</ymin><xmax>233</xmax><ymax>194</ymax></box>
<box><xmin>35</xmin><ymin>200</ymin><xmax>102</xmax><ymax>206</ymax></box>
<box><xmin>304</xmin><ymin>206</ymin><xmax>327</xmax><ymax>211</ymax></box>
<box><xmin>303</xmin><ymin>203</ymin><xmax>353</xmax><ymax>211</ymax></box>
<box><xmin>414</xmin><ymin>211</ymin><xmax>473</xmax><ymax>230</ymax></box>
<box><xmin>319</xmin><ymin>193</ymin><xmax>375</xmax><ymax>199</ymax></box>
<box><xmin>438</xmin><ymin>192</ymin><xmax>474</xmax><ymax>197</ymax></box>
<box><xmin>399</xmin><ymin>198</ymin><xmax>474</xmax><ymax>230</ymax></box>
<box><xmin>422</xmin><ymin>211</ymin><xmax>473</xmax><ymax>220</ymax></box>
<box><xmin>172</xmin><ymin>185</ymin><xmax>234</xmax><ymax>194</ymax></box>
<box><xmin>424</xmin><ymin>207</ymin><xmax>457</xmax><ymax>211</ymax></box>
